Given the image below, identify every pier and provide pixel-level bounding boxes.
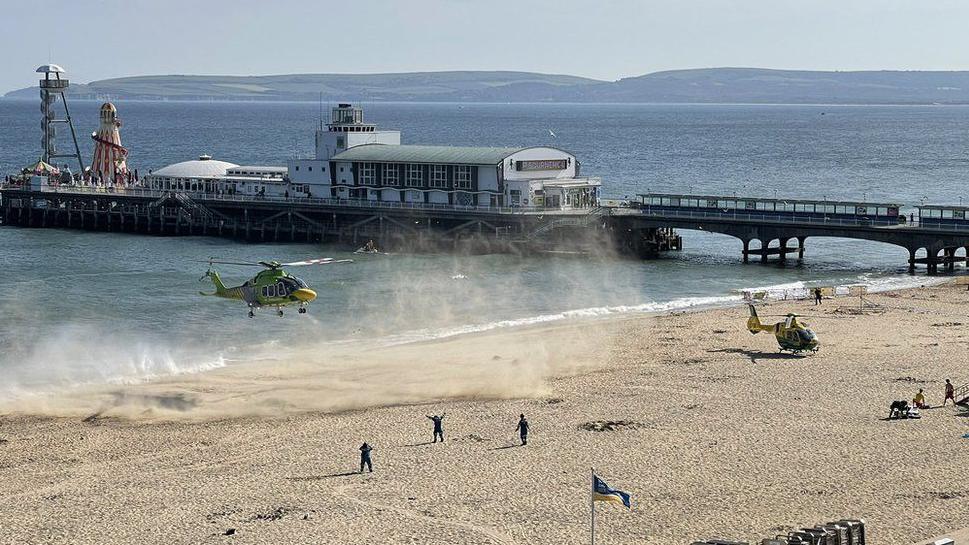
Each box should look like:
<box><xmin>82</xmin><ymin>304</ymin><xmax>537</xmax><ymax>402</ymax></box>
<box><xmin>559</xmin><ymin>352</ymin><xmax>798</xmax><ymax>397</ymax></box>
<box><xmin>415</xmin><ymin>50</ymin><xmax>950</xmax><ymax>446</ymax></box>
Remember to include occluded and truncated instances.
<box><xmin>5</xmin><ymin>186</ymin><xmax>969</xmax><ymax>274</ymax></box>
<box><xmin>0</xmin><ymin>186</ymin><xmax>680</xmax><ymax>257</ymax></box>
<box><xmin>619</xmin><ymin>193</ymin><xmax>969</xmax><ymax>275</ymax></box>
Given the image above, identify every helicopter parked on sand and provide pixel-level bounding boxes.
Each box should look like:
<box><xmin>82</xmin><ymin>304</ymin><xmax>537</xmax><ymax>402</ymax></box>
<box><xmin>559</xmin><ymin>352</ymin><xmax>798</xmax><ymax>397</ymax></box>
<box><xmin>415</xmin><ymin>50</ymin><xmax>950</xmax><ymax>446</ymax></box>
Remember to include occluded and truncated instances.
<box><xmin>200</xmin><ymin>257</ymin><xmax>351</xmax><ymax>317</ymax></box>
<box><xmin>746</xmin><ymin>304</ymin><xmax>820</xmax><ymax>353</ymax></box>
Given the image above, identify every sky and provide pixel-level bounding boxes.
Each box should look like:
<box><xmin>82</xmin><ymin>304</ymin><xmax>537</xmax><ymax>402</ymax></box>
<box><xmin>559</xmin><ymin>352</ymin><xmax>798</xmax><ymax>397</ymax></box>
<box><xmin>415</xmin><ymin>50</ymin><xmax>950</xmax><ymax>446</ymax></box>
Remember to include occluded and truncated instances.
<box><xmin>2</xmin><ymin>0</ymin><xmax>969</xmax><ymax>94</ymax></box>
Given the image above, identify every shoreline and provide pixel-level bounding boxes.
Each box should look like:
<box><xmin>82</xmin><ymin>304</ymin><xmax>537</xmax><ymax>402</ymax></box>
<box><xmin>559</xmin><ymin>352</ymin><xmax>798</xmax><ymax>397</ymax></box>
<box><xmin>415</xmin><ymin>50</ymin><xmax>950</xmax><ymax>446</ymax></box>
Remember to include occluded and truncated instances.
<box><xmin>0</xmin><ymin>277</ymin><xmax>955</xmax><ymax>419</ymax></box>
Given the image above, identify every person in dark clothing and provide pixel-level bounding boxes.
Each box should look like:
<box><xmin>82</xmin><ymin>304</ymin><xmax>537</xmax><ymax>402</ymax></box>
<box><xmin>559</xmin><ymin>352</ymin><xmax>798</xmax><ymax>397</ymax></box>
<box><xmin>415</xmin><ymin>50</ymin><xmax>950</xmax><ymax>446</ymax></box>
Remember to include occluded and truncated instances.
<box><xmin>943</xmin><ymin>379</ymin><xmax>955</xmax><ymax>406</ymax></box>
<box><xmin>515</xmin><ymin>414</ymin><xmax>529</xmax><ymax>445</ymax></box>
<box><xmin>814</xmin><ymin>287</ymin><xmax>823</xmax><ymax>305</ymax></box>
<box><xmin>359</xmin><ymin>442</ymin><xmax>373</xmax><ymax>473</ymax></box>
<box><xmin>426</xmin><ymin>413</ymin><xmax>446</xmax><ymax>442</ymax></box>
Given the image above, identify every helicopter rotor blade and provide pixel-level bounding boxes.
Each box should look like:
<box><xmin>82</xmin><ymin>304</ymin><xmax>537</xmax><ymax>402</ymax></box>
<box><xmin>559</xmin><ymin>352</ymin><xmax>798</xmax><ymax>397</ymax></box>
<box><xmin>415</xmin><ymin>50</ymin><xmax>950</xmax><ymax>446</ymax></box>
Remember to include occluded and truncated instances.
<box><xmin>761</xmin><ymin>314</ymin><xmax>830</xmax><ymax>319</ymax></box>
<box><xmin>281</xmin><ymin>258</ymin><xmax>354</xmax><ymax>266</ymax></box>
<box><xmin>197</xmin><ymin>258</ymin><xmax>264</xmax><ymax>267</ymax></box>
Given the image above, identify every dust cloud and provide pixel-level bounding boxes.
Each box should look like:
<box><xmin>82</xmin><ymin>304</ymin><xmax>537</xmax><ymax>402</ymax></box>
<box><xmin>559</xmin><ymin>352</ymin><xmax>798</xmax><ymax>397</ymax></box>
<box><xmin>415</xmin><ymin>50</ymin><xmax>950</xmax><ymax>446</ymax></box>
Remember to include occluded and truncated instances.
<box><xmin>0</xmin><ymin>249</ymin><xmax>648</xmax><ymax>420</ymax></box>
<box><xmin>1</xmin><ymin>317</ymin><xmax>625</xmax><ymax>420</ymax></box>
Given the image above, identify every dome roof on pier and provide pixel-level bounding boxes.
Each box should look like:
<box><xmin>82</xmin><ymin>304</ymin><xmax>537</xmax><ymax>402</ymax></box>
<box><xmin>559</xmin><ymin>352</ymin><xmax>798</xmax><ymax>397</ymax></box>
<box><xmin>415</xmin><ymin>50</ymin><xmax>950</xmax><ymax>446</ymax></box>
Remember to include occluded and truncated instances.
<box><xmin>151</xmin><ymin>156</ymin><xmax>238</xmax><ymax>179</ymax></box>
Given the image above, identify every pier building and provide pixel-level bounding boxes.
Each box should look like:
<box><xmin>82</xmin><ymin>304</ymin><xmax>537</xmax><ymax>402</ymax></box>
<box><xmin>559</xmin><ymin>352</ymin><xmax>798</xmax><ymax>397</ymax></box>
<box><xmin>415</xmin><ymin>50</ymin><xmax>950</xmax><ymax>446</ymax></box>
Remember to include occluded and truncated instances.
<box><xmin>141</xmin><ymin>102</ymin><xmax>601</xmax><ymax>210</ymax></box>
<box><xmin>145</xmin><ymin>157</ymin><xmax>290</xmax><ymax>197</ymax></box>
<box><xmin>287</xmin><ymin>103</ymin><xmax>600</xmax><ymax>209</ymax></box>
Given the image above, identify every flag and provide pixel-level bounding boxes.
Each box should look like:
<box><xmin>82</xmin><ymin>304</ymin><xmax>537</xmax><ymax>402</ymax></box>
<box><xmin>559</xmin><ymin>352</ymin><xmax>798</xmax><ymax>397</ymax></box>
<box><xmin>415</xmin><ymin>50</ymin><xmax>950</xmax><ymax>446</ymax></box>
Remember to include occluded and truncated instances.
<box><xmin>593</xmin><ymin>475</ymin><xmax>631</xmax><ymax>508</ymax></box>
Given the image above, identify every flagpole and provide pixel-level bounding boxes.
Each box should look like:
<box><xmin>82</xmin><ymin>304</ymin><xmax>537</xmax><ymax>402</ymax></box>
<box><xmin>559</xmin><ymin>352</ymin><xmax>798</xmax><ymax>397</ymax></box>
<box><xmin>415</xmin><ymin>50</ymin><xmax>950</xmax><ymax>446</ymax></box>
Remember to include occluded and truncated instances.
<box><xmin>590</xmin><ymin>467</ymin><xmax>595</xmax><ymax>545</ymax></box>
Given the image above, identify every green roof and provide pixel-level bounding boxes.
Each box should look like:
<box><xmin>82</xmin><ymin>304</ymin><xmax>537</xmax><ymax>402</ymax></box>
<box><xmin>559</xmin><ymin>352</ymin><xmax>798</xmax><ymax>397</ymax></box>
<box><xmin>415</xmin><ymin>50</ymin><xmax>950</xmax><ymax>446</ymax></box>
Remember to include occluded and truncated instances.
<box><xmin>331</xmin><ymin>144</ymin><xmax>525</xmax><ymax>165</ymax></box>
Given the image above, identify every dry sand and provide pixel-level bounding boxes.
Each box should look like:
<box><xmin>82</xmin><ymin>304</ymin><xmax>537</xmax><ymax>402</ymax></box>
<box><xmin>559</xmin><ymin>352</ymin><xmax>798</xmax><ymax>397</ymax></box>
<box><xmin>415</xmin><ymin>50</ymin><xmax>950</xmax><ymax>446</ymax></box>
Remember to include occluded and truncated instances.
<box><xmin>1</xmin><ymin>284</ymin><xmax>968</xmax><ymax>544</ymax></box>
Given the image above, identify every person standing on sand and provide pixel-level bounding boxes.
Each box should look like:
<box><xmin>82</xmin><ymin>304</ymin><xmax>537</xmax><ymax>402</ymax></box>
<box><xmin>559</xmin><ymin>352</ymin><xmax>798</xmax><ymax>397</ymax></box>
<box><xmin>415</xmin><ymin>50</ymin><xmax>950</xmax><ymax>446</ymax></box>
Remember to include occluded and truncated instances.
<box><xmin>427</xmin><ymin>413</ymin><xmax>446</xmax><ymax>443</ymax></box>
<box><xmin>943</xmin><ymin>379</ymin><xmax>955</xmax><ymax>406</ymax></box>
<box><xmin>359</xmin><ymin>442</ymin><xmax>373</xmax><ymax>473</ymax></box>
<box><xmin>814</xmin><ymin>287</ymin><xmax>823</xmax><ymax>305</ymax></box>
<box><xmin>515</xmin><ymin>414</ymin><xmax>530</xmax><ymax>446</ymax></box>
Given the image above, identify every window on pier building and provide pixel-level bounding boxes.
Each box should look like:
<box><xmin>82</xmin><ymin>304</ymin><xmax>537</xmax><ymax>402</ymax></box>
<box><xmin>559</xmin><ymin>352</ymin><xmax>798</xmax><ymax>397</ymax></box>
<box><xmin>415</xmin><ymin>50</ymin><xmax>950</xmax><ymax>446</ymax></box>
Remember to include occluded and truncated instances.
<box><xmin>383</xmin><ymin>163</ymin><xmax>399</xmax><ymax>186</ymax></box>
<box><xmin>406</xmin><ymin>164</ymin><xmax>423</xmax><ymax>187</ymax></box>
<box><xmin>454</xmin><ymin>165</ymin><xmax>471</xmax><ymax>190</ymax></box>
<box><xmin>430</xmin><ymin>165</ymin><xmax>447</xmax><ymax>188</ymax></box>
<box><xmin>359</xmin><ymin>162</ymin><xmax>376</xmax><ymax>185</ymax></box>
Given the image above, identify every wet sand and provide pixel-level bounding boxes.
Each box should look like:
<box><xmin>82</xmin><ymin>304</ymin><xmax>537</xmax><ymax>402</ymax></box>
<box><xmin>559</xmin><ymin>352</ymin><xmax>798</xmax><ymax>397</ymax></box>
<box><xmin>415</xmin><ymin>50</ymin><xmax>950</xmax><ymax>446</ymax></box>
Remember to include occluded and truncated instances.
<box><xmin>1</xmin><ymin>284</ymin><xmax>968</xmax><ymax>544</ymax></box>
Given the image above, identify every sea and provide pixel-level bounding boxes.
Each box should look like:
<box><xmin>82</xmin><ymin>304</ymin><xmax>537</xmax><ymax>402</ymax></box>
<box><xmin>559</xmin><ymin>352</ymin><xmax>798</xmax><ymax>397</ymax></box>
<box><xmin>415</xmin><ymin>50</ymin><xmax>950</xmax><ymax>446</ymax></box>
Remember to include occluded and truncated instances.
<box><xmin>1</xmin><ymin>99</ymin><xmax>967</xmax><ymax>400</ymax></box>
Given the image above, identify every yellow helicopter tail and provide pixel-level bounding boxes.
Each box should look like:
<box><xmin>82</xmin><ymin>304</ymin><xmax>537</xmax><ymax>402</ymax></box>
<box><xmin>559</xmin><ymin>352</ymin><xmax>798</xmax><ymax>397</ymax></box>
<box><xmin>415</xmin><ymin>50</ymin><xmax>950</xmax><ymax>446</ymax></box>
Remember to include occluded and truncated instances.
<box><xmin>747</xmin><ymin>304</ymin><xmax>769</xmax><ymax>334</ymax></box>
<box><xmin>200</xmin><ymin>270</ymin><xmax>229</xmax><ymax>296</ymax></box>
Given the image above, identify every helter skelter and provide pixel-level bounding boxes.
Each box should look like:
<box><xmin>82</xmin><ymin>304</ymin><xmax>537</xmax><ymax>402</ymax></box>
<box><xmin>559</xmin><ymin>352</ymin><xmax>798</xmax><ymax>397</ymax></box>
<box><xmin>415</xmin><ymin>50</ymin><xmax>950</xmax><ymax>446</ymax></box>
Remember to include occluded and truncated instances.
<box><xmin>90</xmin><ymin>102</ymin><xmax>128</xmax><ymax>184</ymax></box>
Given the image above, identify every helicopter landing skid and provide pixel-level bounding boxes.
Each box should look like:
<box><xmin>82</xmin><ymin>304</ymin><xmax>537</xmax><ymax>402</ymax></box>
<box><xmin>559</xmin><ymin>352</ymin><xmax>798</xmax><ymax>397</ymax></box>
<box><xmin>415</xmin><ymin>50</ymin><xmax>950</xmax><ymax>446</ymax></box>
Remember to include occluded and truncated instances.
<box><xmin>779</xmin><ymin>347</ymin><xmax>818</xmax><ymax>355</ymax></box>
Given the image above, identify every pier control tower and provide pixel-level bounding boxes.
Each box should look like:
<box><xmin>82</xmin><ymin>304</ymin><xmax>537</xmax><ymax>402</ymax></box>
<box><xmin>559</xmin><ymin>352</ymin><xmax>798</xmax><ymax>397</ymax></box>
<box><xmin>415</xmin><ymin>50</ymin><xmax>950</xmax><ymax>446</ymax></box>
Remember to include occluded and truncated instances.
<box><xmin>315</xmin><ymin>103</ymin><xmax>400</xmax><ymax>161</ymax></box>
<box><xmin>37</xmin><ymin>64</ymin><xmax>84</xmax><ymax>174</ymax></box>
<box><xmin>288</xmin><ymin>103</ymin><xmax>400</xmax><ymax>194</ymax></box>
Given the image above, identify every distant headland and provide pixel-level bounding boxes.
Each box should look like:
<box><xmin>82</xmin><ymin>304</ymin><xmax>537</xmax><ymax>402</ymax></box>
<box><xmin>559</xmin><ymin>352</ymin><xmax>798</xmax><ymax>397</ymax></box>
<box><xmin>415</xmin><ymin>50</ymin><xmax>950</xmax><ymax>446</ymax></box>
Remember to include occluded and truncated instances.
<box><xmin>7</xmin><ymin>68</ymin><xmax>969</xmax><ymax>104</ymax></box>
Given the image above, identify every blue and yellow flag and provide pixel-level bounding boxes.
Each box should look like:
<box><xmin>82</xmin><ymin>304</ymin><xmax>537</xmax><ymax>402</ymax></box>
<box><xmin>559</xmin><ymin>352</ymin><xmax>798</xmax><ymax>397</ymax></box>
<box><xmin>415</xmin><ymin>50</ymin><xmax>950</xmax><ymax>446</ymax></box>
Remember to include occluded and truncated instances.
<box><xmin>593</xmin><ymin>475</ymin><xmax>631</xmax><ymax>508</ymax></box>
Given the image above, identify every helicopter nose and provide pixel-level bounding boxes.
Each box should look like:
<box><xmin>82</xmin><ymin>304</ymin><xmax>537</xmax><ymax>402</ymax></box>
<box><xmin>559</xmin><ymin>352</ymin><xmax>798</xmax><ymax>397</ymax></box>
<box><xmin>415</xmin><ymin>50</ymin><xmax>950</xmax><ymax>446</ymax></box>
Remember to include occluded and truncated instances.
<box><xmin>293</xmin><ymin>288</ymin><xmax>317</xmax><ymax>302</ymax></box>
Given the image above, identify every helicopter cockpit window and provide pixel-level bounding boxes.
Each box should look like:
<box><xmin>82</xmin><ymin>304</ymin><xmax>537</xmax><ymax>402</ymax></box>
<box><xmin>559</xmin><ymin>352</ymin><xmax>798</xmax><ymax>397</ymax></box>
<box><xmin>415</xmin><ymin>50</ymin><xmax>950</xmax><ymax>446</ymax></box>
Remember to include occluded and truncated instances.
<box><xmin>798</xmin><ymin>330</ymin><xmax>815</xmax><ymax>342</ymax></box>
<box><xmin>281</xmin><ymin>277</ymin><xmax>306</xmax><ymax>290</ymax></box>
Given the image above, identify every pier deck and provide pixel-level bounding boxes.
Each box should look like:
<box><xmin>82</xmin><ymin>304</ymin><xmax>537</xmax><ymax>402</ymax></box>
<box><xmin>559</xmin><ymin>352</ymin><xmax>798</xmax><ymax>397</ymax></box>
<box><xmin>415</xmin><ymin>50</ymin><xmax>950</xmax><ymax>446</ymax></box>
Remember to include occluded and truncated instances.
<box><xmin>0</xmin><ymin>186</ymin><xmax>678</xmax><ymax>258</ymax></box>
<box><xmin>5</xmin><ymin>185</ymin><xmax>969</xmax><ymax>273</ymax></box>
<box><xmin>609</xmin><ymin>205</ymin><xmax>969</xmax><ymax>273</ymax></box>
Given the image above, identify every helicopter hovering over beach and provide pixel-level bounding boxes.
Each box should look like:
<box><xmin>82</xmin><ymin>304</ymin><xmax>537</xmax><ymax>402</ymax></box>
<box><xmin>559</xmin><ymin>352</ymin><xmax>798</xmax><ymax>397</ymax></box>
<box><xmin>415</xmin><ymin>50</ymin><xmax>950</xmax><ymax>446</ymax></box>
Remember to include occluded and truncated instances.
<box><xmin>199</xmin><ymin>257</ymin><xmax>352</xmax><ymax>317</ymax></box>
<box><xmin>746</xmin><ymin>304</ymin><xmax>820</xmax><ymax>353</ymax></box>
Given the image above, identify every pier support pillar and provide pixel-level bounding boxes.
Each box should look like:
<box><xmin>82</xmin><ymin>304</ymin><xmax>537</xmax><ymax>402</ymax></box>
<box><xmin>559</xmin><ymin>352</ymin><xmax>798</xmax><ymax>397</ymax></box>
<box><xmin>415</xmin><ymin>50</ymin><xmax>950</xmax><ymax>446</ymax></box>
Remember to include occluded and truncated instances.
<box><xmin>779</xmin><ymin>237</ymin><xmax>791</xmax><ymax>261</ymax></box>
<box><xmin>909</xmin><ymin>248</ymin><xmax>917</xmax><ymax>274</ymax></box>
<box><xmin>927</xmin><ymin>250</ymin><xmax>940</xmax><ymax>276</ymax></box>
<box><xmin>742</xmin><ymin>239</ymin><xmax>750</xmax><ymax>263</ymax></box>
<box><xmin>761</xmin><ymin>240</ymin><xmax>771</xmax><ymax>262</ymax></box>
<box><xmin>797</xmin><ymin>236</ymin><xmax>806</xmax><ymax>260</ymax></box>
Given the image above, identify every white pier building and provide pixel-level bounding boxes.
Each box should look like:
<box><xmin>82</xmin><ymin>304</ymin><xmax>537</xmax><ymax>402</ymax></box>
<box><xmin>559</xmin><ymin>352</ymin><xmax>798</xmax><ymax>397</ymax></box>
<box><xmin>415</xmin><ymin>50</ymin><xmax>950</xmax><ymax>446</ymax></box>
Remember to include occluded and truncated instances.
<box><xmin>146</xmin><ymin>103</ymin><xmax>601</xmax><ymax>209</ymax></box>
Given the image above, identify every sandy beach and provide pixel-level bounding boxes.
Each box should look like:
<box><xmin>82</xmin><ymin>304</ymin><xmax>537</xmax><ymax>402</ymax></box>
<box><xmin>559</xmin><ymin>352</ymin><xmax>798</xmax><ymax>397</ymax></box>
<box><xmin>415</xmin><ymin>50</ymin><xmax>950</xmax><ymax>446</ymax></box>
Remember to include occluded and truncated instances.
<box><xmin>1</xmin><ymin>283</ymin><xmax>968</xmax><ymax>544</ymax></box>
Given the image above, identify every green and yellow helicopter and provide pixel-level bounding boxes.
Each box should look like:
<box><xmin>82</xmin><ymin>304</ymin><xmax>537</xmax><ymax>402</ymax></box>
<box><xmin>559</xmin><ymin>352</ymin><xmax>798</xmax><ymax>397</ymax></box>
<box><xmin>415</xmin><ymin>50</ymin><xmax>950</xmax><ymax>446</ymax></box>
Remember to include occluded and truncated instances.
<box><xmin>200</xmin><ymin>257</ymin><xmax>352</xmax><ymax>317</ymax></box>
<box><xmin>746</xmin><ymin>304</ymin><xmax>820</xmax><ymax>353</ymax></box>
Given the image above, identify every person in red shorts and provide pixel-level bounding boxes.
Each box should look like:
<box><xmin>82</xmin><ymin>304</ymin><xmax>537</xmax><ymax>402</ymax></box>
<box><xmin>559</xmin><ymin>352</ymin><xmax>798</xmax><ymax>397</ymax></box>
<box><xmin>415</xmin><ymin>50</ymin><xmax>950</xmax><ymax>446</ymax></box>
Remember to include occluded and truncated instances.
<box><xmin>943</xmin><ymin>379</ymin><xmax>955</xmax><ymax>407</ymax></box>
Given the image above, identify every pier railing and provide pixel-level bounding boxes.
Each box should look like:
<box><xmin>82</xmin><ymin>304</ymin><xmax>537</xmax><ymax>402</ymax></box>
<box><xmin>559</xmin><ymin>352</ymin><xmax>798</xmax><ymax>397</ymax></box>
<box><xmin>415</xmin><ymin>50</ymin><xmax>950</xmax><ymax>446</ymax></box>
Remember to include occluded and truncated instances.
<box><xmin>2</xmin><ymin>184</ymin><xmax>596</xmax><ymax>217</ymax></box>
<box><xmin>9</xmin><ymin>183</ymin><xmax>969</xmax><ymax>232</ymax></box>
<box><xmin>613</xmin><ymin>206</ymin><xmax>969</xmax><ymax>232</ymax></box>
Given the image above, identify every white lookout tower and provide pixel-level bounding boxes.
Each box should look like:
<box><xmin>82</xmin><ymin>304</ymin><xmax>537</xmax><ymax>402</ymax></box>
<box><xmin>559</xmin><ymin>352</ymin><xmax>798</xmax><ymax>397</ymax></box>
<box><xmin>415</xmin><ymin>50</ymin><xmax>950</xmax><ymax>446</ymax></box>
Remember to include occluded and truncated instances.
<box><xmin>315</xmin><ymin>103</ymin><xmax>400</xmax><ymax>161</ymax></box>
<box><xmin>288</xmin><ymin>103</ymin><xmax>400</xmax><ymax>191</ymax></box>
<box><xmin>37</xmin><ymin>64</ymin><xmax>84</xmax><ymax>173</ymax></box>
